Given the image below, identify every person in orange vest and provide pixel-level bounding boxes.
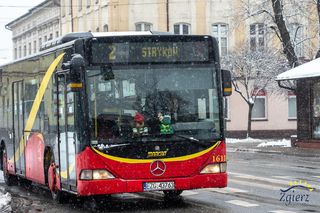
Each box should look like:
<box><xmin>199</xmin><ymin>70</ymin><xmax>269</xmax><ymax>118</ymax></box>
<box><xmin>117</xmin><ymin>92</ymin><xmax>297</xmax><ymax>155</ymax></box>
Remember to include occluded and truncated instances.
<box><xmin>133</xmin><ymin>112</ymin><xmax>149</xmax><ymax>136</ymax></box>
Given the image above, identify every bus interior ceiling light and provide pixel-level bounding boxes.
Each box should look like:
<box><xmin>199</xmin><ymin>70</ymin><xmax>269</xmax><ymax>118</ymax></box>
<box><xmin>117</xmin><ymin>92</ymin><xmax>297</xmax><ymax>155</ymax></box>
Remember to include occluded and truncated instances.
<box><xmin>80</xmin><ymin>169</ymin><xmax>115</xmax><ymax>180</ymax></box>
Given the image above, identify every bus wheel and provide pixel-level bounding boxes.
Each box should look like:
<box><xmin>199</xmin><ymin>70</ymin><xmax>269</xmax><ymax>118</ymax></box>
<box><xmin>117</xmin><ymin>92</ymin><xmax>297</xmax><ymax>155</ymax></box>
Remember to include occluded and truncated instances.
<box><xmin>163</xmin><ymin>190</ymin><xmax>183</xmax><ymax>200</ymax></box>
<box><xmin>19</xmin><ymin>178</ymin><xmax>32</xmax><ymax>190</ymax></box>
<box><xmin>2</xmin><ymin>147</ymin><xmax>16</xmax><ymax>186</ymax></box>
<box><xmin>48</xmin><ymin>163</ymin><xmax>66</xmax><ymax>203</ymax></box>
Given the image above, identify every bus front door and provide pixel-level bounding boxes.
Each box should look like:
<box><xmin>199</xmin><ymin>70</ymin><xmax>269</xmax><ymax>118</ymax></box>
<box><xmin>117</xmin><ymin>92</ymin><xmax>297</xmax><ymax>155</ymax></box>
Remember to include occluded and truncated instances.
<box><xmin>12</xmin><ymin>80</ymin><xmax>25</xmax><ymax>176</ymax></box>
<box><xmin>56</xmin><ymin>73</ymin><xmax>77</xmax><ymax>190</ymax></box>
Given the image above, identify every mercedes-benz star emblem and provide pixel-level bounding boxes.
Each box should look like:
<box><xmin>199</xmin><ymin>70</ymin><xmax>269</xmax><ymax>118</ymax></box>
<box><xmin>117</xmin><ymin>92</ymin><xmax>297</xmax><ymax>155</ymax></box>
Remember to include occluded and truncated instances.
<box><xmin>150</xmin><ymin>160</ymin><xmax>166</xmax><ymax>176</ymax></box>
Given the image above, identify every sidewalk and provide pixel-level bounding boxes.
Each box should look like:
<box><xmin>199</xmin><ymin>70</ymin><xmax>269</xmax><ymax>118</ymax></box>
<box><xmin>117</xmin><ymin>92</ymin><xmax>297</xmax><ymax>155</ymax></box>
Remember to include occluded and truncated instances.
<box><xmin>226</xmin><ymin>141</ymin><xmax>320</xmax><ymax>158</ymax></box>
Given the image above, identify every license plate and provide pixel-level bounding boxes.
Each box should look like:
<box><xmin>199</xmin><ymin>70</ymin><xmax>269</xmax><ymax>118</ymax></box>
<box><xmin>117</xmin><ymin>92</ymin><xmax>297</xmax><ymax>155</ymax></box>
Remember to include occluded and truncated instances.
<box><xmin>143</xmin><ymin>181</ymin><xmax>175</xmax><ymax>191</ymax></box>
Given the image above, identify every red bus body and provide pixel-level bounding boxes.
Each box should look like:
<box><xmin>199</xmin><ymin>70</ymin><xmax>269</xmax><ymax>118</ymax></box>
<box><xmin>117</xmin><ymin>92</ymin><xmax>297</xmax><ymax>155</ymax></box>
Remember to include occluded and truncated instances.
<box><xmin>0</xmin><ymin>32</ymin><xmax>229</xmax><ymax>200</ymax></box>
<box><xmin>76</xmin><ymin>141</ymin><xmax>227</xmax><ymax>196</ymax></box>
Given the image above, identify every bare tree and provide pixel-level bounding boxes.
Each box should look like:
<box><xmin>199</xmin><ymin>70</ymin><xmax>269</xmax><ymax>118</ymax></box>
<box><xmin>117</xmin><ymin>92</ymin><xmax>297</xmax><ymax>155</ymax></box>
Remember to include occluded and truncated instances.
<box><xmin>237</xmin><ymin>0</ymin><xmax>319</xmax><ymax>65</ymax></box>
<box><xmin>222</xmin><ymin>47</ymin><xmax>288</xmax><ymax>137</ymax></box>
<box><xmin>270</xmin><ymin>0</ymin><xmax>299</xmax><ymax>67</ymax></box>
<box><xmin>316</xmin><ymin>0</ymin><xmax>320</xmax><ymax>58</ymax></box>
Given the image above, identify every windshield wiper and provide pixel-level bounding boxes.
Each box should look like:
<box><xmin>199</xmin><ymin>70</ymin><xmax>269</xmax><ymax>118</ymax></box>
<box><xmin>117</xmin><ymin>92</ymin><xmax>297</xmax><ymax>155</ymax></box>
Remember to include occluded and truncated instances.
<box><xmin>173</xmin><ymin>134</ymin><xmax>199</xmax><ymax>142</ymax></box>
<box><xmin>94</xmin><ymin>143</ymin><xmax>131</xmax><ymax>151</ymax></box>
<box><xmin>173</xmin><ymin>134</ymin><xmax>209</xmax><ymax>147</ymax></box>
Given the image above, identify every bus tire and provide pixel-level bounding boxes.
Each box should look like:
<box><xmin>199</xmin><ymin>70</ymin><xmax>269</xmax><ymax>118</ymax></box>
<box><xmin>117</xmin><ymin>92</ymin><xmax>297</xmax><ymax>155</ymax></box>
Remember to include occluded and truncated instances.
<box><xmin>163</xmin><ymin>190</ymin><xmax>183</xmax><ymax>200</ymax></box>
<box><xmin>19</xmin><ymin>178</ymin><xmax>32</xmax><ymax>190</ymax></box>
<box><xmin>48</xmin><ymin>162</ymin><xmax>67</xmax><ymax>204</ymax></box>
<box><xmin>2</xmin><ymin>146</ymin><xmax>16</xmax><ymax>186</ymax></box>
<box><xmin>51</xmin><ymin>189</ymin><xmax>65</xmax><ymax>204</ymax></box>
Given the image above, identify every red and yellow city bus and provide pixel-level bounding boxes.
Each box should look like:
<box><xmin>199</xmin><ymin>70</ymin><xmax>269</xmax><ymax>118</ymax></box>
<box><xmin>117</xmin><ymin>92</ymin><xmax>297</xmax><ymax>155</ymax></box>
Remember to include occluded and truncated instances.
<box><xmin>0</xmin><ymin>32</ymin><xmax>231</xmax><ymax>202</ymax></box>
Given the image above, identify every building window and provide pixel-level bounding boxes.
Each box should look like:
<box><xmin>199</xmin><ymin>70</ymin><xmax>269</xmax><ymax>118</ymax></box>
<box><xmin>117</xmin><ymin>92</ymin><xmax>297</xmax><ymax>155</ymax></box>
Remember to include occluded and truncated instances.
<box><xmin>174</xmin><ymin>23</ymin><xmax>191</xmax><ymax>35</ymax></box>
<box><xmin>223</xmin><ymin>97</ymin><xmax>230</xmax><ymax>120</ymax></box>
<box><xmin>61</xmin><ymin>0</ymin><xmax>66</xmax><ymax>17</ymax></box>
<box><xmin>39</xmin><ymin>38</ymin><xmax>42</xmax><ymax>48</ymax></box>
<box><xmin>103</xmin><ymin>24</ymin><xmax>108</xmax><ymax>32</ymax></box>
<box><xmin>96</xmin><ymin>0</ymin><xmax>99</xmax><ymax>3</ymax></box>
<box><xmin>288</xmin><ymin>23</ymin><xmax>304</xmax><ymax>58</ymax></box>
<box><xmin>212</xmin><ymin>23</ymin><xmax>228</xmax><ymax>56</ymax></box>
<box><xmin>18</xmin><ymin>46</ymin><xmax>21</xmax><ymax>58</ymax></box>
<box><xmin>252</xmin><ymin>89</ymin><xmax>267</xmax><ymax>120</ymax></box>
<box><xmin>56</xmin><ymin>31</ymin><xmax>59</xmax><ymax>38</ymax></box>
<box><xmin>135</xmin><ymin>22</ymin><xmax>153</xmax><ymax>31</ymax></box>
<box><xmin>68</xmin><ymin>0</ymin><xmax>72</xmax><ymax>14</ymax></box>
<box><xmin>78</xmin><ymin>0</ymin><xmax>82</xmax><ymax>11</ymax></box>
<box><xmin>28</xmin><ymin>43</ymin><xmax>32</xmax><ymax>55</ymax></box>
<box><xmin>250</xmin><ymin>23</ymin><xmax>266</xmax><ymax>51</ymax></box>
<box><xmin>288</xmin><ymin>93</ymin><xmax>297</xmax><ymax>119</ymax></box>
<box><xmin>87</xmin><ymin>0</ymin><xmax>90</xmax><ymax>8</ymax></box>
<box><xmin>23</xmin><ymin>45</ymin><xmax>27</xmax><ymax>57</ymax></box>
<box><xmin>33</xmin><ymin>40</ymin><xmax>37</xmax><ymax>53</ymax></box>
<box><xmin>313</xmin><ymin>82</ymin><xmax>320</xmax><ymax>138</ymax></box>
<box><xmin>14</xmin><ymin>48</ymin><xmax>17</xmax><ymax>59</ymax></box>
<box><xmin>252</xmin><ymin>97</ymin><xmax>267</xmax><ymax>119</ymax></box>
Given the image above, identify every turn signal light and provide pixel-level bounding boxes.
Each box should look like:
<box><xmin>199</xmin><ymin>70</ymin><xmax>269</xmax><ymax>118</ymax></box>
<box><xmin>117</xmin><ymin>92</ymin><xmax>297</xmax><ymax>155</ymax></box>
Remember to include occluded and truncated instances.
<box><xmin>80</xmin><ymin>169</ymin><xmax>115</xmax><ymax>180</ymax></box>
<box><xmin>200</xmin><ymin>163</ymin><xmax>227</xmax><ymax>174</ymax></box>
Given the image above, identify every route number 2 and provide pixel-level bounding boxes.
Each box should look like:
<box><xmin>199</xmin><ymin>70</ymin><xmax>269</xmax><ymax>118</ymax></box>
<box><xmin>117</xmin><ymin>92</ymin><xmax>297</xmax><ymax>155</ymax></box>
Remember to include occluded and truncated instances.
<box><xmin>108</xmin><ymin>45</ymin><xmax>116</xmax><ymax>61</ymax></box>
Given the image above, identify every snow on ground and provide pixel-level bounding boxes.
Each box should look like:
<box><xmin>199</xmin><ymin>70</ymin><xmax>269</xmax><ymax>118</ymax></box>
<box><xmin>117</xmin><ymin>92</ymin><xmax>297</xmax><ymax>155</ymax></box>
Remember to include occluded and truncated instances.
<box><xmin>226</xmin><ymin>138</ymin><xmax>292</xmax><ymax>148</ymax></box>
<box><xmin>0</xmin><ymin>171</ymin><xmax>12</xmax><ymax>212</ymax></box>
<box><xmin>226</xmin><ymin>137</ymin><xmax>265</xmax><ymax>144</ymax></box>
<box><xmin>256</xmin><ymin>139</ymin><xmax>291</xmax><ymax>148</ymax></box>
<box><xmin>0</xmin><ymin>192</ymin><xmax>11</xmax><ymax>211</ymax></box>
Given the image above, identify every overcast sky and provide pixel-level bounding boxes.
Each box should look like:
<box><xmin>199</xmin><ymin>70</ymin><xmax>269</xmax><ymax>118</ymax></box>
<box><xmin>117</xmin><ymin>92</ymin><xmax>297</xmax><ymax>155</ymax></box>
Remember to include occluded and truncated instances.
<box><xmin>0</xmin><ymin>0</ymin><xmax>43</xmax><ymax>64</ymax></box>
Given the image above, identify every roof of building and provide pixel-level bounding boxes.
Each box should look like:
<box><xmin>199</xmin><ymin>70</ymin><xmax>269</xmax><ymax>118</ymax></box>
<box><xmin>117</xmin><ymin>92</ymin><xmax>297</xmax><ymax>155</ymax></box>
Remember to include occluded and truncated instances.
<box><xmin>276</xmin><ymin>58</ymin><xmax>320</xmax><ymax>81</ymax></box>
<box><xmin>5</xmin><ymin>0</ymin><xmax>58</xmax><ymax>29</ymax></box>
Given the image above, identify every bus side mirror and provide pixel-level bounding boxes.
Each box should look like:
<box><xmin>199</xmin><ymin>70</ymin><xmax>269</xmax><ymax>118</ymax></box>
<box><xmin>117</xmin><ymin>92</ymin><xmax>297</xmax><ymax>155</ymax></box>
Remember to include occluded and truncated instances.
<box><xmin>222</xmin><ymin>69</ymin><xmax>232</xmax><ymax>96</ymax></box>
<box><xmin>69</xmin><ymin>54</ymin><xmax>85</xmax><ymax>92</ymax></box>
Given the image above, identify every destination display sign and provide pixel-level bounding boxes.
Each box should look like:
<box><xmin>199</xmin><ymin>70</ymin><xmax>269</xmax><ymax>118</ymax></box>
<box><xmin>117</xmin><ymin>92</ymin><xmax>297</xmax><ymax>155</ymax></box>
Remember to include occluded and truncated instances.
<box><xmin>90</xmin><ymin>40</ymin><xmax>211</xmax><ymax>64</ymax></box>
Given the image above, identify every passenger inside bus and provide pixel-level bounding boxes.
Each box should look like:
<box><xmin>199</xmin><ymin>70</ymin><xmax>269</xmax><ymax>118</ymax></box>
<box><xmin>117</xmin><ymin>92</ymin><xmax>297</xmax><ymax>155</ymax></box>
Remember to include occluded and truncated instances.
<box><xmin>96</xmin><ymin>114</ymin><xmax>120</xmax><ymax>139</ymax></box>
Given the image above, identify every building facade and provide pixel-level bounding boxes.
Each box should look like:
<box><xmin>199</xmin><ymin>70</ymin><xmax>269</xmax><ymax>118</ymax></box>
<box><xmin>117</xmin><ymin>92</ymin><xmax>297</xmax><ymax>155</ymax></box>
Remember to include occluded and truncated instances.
<box><xmin>8</xmin><ymin>0</ymin><xmax>320</xmax><ymax>138</ymax></box>
<box><xmin>5</xmin><ymin>0</ymin><xmax>61</xmax><ymax>60</ymax></box>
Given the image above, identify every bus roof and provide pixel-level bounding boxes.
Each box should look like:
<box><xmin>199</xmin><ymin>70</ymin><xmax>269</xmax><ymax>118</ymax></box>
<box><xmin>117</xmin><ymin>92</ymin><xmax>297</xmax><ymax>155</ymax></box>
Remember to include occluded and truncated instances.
<box><xmin>41</xmin><ymin>31</ymin><xmax>168</xmax><ymax>51</ymax></box>
<box><xmin>0</xmin><ymin>31</ymin><xmax>183</xmax><ymax>67</ymax></box>
<box><xmin>91</xmin><ymin>31</ymin><xmax>153</xmax><ymax>37</ymax></box>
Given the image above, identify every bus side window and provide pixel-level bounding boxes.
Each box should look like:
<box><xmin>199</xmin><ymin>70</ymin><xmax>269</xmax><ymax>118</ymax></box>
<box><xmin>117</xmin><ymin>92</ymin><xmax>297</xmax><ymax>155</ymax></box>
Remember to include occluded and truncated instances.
<box><xmin>24</xmin><ymin>79</ymin><xmax>41</xmax><ymax>131</ymax></box>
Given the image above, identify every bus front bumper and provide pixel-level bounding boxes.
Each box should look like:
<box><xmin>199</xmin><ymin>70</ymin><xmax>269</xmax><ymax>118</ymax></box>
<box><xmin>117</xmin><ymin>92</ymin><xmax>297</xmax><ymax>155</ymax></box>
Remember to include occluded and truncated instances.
<box><xmin>77</xmin><ymin>173</ymin><xmax>227</xmax><ymax>196</ymax></box>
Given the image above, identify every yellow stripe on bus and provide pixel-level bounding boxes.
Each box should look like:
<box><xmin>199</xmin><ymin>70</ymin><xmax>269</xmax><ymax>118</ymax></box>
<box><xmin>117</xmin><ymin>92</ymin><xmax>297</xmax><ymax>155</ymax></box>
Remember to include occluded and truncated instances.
<box><xmin>60</xmin><ymin>162</ymin><xmax>75</xmax><ymax>179</ymax></box>
<box><xmin>92</xmin><ymin>141</ymin><xmax>221</xmax><ymax>164</ymax></box>
<box><xmin>11</xmin><ymin>53</ymin><xmax>65</xmax><ymax>163</ymax></box>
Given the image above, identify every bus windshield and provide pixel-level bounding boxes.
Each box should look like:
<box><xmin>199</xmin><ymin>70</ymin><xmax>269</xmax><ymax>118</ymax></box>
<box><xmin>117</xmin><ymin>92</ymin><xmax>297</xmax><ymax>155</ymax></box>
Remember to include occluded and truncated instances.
<box><xmin>86</xmin><ymin>64</ymin><xmax>220</xmax><ymax>144</ymax></box>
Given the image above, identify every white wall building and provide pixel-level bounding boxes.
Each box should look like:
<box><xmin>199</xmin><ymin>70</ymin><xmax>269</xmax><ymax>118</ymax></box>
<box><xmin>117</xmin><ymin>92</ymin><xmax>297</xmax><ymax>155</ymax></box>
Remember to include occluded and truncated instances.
<box><xmin>5</xmin><ymin>0</ymin><xmax>61</xmax><ymax>60</ymax></box>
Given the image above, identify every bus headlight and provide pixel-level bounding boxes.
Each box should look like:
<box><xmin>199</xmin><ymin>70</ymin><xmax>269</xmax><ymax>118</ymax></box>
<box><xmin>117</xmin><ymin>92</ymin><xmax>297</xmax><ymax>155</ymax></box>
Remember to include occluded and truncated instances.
<box><xmin>93</xmin><ymin>170</ymin><xmax>115</xmax><ymax>180</ymax></box>
<box><xmin>80</xmin><ymin>169</ymin><xmax>115</xmax><ymax>180</ymax></box>
<box><xmin>200</xmin><ymin>163</ymin><xmax>227</xmax><ymax>174</ymax></box>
